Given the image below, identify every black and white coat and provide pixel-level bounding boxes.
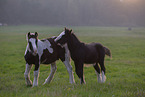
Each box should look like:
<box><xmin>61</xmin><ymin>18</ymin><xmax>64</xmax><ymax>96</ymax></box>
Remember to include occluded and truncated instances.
<box><xmin>24</xmin><ymin>32</ymin><xmax>75</xmax><ymax>87</ymax></box>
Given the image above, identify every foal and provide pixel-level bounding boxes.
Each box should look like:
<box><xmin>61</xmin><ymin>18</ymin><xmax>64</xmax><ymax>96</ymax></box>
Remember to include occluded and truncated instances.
<box><xmin>55</xmin><ymin>28</ymin><xmax>111</xmax><ymax>84</ymax></box>
<box><xmin>24</xmin><ymin>32</ymin><xmax>75</xmax><ymax>87</ymax></box>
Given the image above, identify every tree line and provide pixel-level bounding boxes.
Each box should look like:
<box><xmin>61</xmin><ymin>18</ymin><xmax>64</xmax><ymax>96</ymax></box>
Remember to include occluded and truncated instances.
<box><xmin>0</xmin><ymin>0</ymin><xmax>145</xmax><ymax>26</ymax></box>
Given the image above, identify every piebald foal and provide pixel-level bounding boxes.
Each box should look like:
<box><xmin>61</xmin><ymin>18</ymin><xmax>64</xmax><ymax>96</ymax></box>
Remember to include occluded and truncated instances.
<box><xmin>24</xmin><ymin>32</ymin><xmax>75</xmax><ymax>87</ymax></box>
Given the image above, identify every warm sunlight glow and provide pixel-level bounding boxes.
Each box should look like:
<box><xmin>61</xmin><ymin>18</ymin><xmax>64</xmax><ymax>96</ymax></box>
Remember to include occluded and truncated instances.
<box><xmin>120</xmin><ymin>0</ymin><xmax>139</xmax><ymax>3</ymax></box>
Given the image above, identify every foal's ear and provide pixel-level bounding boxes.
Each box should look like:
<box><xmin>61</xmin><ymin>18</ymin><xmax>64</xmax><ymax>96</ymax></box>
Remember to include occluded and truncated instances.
<box><xmin>35</xmin><ymin>32</ymin><xmax>38</xmax><ymax>37</ymax></box>
<box><xmin>69</xmin><ymin>29</ymin><xmax>72</xmax><ymax>34</ymax></box>
<box><xmin>28</xmin><ymin>32</ymin><xmax>31</xmax><ymax>37</ymax></box>
<box><xmin>64</xmin><ymin>27</ymin><xmax>66</xmax><ymax>31</ymax></box>
<box><xmin>26</xmin><ymin>32</ymin><xmax>31</xmax><ymax>41</ymax></box>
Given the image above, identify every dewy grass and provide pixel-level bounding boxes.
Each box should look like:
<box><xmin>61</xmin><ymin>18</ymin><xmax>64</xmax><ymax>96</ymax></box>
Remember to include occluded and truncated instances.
<box><xmin>0</xmin><ymin>26</ymin><xmax>145</xmax><ymax>97</ymax></box>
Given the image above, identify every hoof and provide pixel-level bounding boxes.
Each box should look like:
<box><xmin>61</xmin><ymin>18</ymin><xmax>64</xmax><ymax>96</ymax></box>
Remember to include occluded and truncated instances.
<box><xmin>98</xmin><ymin>77</ymin><xmax>102</xmax><ymax>83</ymax></box>
<box><xmin>102</xmin><ymin>76</ymin><xmax>106</xmax><ymax>83</ymax></box>
<box><xmin>32</xmin><ymin>84</ymin><xmax>38</xmax><ymax>87</ymax></box>
<box><xmin>81</xmin><ymin>81</ymin><xmax>86</xmax><ymax>84</ymax></box>
<box><xmin>26</xmin><ymin>80</ymin><xmax>32</xmax><ymax>86</ymax></box>
<box><xmin>26</xmin><ymin>84</ymin><xmax>32</xmax><ymax>87</ymax></box>
<box><xmin>43</xmin><ymin>79</ymin><xmax>50</xmax><ymax>85</ymax></box>
<box><xmin>43</xmin><ymin>82</ymin><xmax>47</xmax><ymax>85</ymax></box>
<box><xmin>97</xmin><ymin>74</ymin><xmax>102</xmax><ymax>83</ymax></box>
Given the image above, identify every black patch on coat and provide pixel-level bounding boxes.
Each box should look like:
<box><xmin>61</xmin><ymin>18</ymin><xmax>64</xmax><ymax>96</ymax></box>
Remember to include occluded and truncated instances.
<box><xmin>24</xmin><ymin>51</ymin><xmax>39</xmax><ymax>71</ymax></box>
<box><xmin>41</xmin><ymin>48</ymin><xmax>58</xmax><ymax>64</ymax></box>
<box><xmin>24</xmin><ymin>37</ymin><xmax>66</xmax><ymax>71</ymax></box>
<box><xmin>55</xmin><ymin>28</ymin><xmax>111</xmax><ymax>84</ymax></box>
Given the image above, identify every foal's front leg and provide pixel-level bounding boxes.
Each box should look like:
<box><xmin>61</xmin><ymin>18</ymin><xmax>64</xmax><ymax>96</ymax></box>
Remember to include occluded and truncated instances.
<box><xmin>43</xmin><ymin>62</ymin><xmax>57</xmax><ymax>85</ymax></box>
<box><xmin>24</xmin><ymin>63</ymin><xmax>33</xmax><ymax>86</ymax></box>
<box><xmin>33</xmin><ymin>63</ymin><xmax>40</xmax><ymax>87</ymax></box>
<box><xmin>75</xmin><ymin>61</ymin><xmax>85</xmax><ymax>84</ymax></box>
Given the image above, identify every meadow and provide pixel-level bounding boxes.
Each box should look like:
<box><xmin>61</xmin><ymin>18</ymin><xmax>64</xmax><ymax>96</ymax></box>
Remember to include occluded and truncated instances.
<box><xmin>0</xmin><ymin>25</ymin><xmax>145</xmax><ymax>97</ymax></box>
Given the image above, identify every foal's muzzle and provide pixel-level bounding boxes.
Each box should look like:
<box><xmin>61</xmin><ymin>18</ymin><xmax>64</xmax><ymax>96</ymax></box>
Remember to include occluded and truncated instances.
<box><xmin>32</xmin><ymin>49</ymin><xmax>37</xmax><ymax>56</ymax></box>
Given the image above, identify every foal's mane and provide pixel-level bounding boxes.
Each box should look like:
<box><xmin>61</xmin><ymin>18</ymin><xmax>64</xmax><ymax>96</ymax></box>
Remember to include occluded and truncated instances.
<box><xmin>68</xmin><ymin>33</ymin><xmax>84</xmax><ymax>48</ymax></box>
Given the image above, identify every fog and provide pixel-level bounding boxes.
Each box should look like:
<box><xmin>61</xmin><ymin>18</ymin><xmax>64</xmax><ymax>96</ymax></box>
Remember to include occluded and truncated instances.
<box><xmin>0</xmin><ymin>0</ymin><xmax>145</xmax><ymax>26</ymax></box>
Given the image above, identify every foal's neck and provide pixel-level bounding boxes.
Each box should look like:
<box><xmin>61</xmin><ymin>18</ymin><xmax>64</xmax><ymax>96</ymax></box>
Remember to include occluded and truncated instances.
<box><xmin>67</xmin><ymin>33</ymin><xmax>82</xmax><ymax>50</ymax></box>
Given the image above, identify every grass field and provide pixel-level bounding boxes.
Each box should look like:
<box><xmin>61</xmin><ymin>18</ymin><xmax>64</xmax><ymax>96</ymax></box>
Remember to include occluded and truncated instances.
<box><xmin>0</xmin><ymin>25</ymin><xmax>145</xmax><ymax>97</ymax></box>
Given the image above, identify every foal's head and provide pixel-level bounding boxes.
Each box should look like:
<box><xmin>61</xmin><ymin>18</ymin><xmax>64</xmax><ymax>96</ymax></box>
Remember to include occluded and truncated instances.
<box><xmin>26</xmin><ymin>32</ymin><xmax>38</xmax><ymax>56</ymax></box>
<box><xmin>55</xmin><ymin>28</ymin><xmax>72</xmax><ymax>45</ymax></box>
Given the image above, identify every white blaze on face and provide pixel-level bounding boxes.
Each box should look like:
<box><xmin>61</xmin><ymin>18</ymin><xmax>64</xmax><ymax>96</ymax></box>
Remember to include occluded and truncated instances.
<box><xmin>54</xmin><ymin>31</ymin><xmax>65</xmax><ymax>42</ymax></box>
<box><xmin>29</xmin><ymin>38</ymin><xmax>37</xmax><ymax>54</ymax></box>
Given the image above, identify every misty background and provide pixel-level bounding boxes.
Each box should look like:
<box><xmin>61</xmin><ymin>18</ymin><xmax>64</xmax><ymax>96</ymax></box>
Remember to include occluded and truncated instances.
<box><xmin>0</xmin><ymin>0</ymin><xmax>145</xmax><ymax>26</ymax></box>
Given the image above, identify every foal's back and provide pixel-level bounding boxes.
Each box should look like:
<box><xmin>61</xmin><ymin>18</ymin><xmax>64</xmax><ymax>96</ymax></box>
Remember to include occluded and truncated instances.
<box><xmin>82</xmin><ymin>43</ymin><xmax>104</xmax><ymax>63</ymax></box>
<box><xmin>40</xmin><ymin>38</ymin><xmax>65</xmax><ymax>64</ymax></box>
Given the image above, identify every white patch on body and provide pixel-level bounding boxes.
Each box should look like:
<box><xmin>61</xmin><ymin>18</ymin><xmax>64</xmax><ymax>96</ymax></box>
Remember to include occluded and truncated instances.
<box><xmin>37</xmin><ymin>39</ymin><xmax>53</xmax><ymax>59</ymax></box>
<box><xmin>54</xmin><ymin>31</ymin><xmax>65</xmax><ymax>42</ymax></box>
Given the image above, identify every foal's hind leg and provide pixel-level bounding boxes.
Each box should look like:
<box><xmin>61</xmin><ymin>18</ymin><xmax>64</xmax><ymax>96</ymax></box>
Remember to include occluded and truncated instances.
<box><xmin>60</xmin><ymin>44</ymin><xmax>75</xmax><ymax>84</ymax></box>
<box><xmin>24</xmin><ymin>63</ymin><xmax>33</xmax><ymax>86</ymax></box>
<box><xmin>63</xmin><ymin>60</ymin><xmax>75</xmax><ymax>84</ymax></box>
<box><xmin>43</xmin><ymin>62</ymin><xmax>57</xmax><ymax>85</ymax></box>
<box><xmin>63</xmin><ymin>50</ymin><xmax>75</xmax><ymax>84</ymax></box>
<box><xmin>99</xmin><ymin>60</ymin><xmax>106</xmax><ymax>83</ymax></box>
<box><xmin>93</xmin><ymin>63</ymin><xmax>102</xmax><ymax>83</ymax></box>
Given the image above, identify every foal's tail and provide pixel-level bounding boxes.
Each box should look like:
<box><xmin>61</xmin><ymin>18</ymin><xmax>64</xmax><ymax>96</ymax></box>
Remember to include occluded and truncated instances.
<box><xmin>104</xmin><ymin>47</ymin><xmax>112</xmax><ymax>58</ymax></box>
